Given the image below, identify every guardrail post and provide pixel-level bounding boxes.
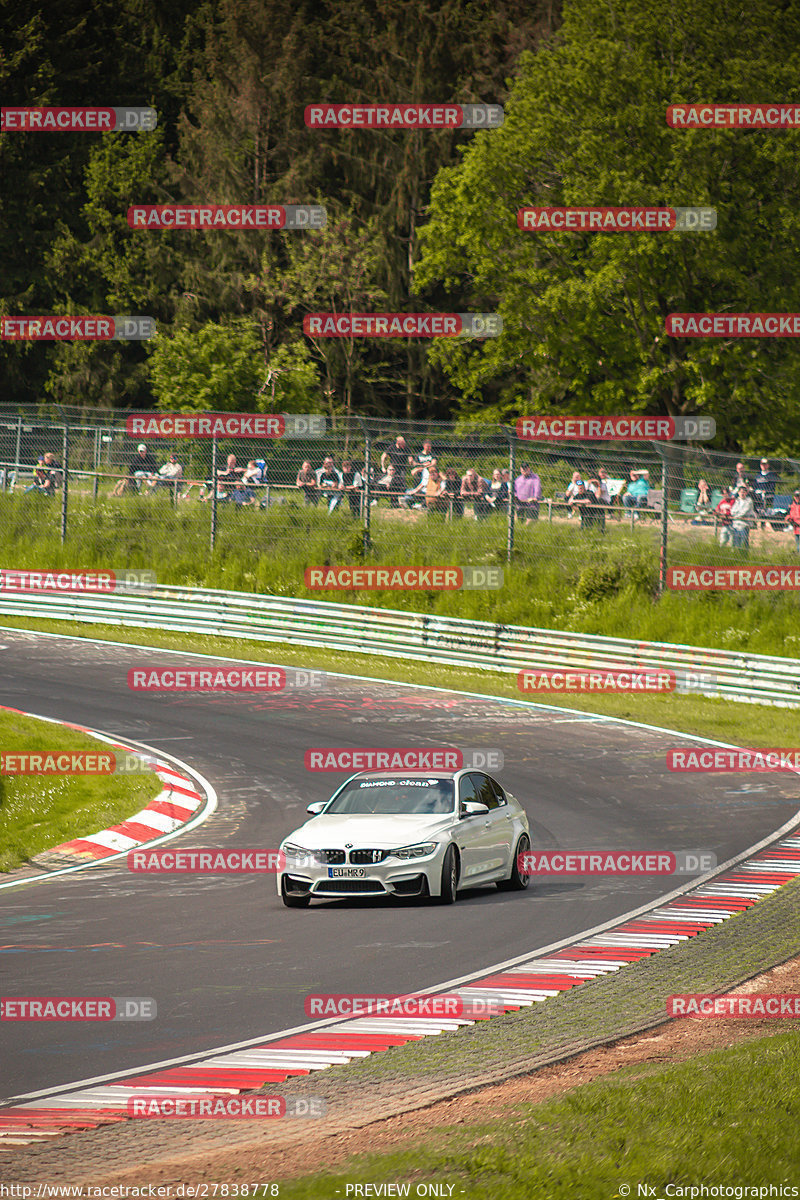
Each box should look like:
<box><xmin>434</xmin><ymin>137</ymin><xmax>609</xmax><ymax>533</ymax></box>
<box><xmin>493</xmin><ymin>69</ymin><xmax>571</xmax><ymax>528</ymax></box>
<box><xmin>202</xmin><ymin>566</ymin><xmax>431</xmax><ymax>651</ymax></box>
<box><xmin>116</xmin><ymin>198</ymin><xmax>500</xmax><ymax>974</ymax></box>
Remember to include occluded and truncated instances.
<box><xmin>210</xmin><ymin>435</ymin><xmax>218</xmax><ymax>552</ymax></box>
<box><xmin>506</xmin><ymin>432</ymin><xmax>516</xmax><ymax>564</ymax></box>
<box><xmin>361</xmin><ymin>422</ymin><xmax>372</xmax><ymax>554</ymax></box>
<box><xmin>60</xmin><ymin>424</ymin><xmax>69</xmax><ymax>544</ymax></box>
<box><xmin>658</xmin><ymin>446</ymin><xmax>668</xmax><ymax>597</ymax></box>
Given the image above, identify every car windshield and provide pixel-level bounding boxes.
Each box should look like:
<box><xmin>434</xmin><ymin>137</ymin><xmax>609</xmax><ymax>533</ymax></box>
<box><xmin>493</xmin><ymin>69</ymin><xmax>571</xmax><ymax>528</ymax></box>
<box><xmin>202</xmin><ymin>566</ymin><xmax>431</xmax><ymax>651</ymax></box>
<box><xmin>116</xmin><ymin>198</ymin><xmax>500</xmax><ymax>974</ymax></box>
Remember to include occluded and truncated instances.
<box><xmin>324</xmin><ymin>777</ymin><xmax>456</xmax><ymax>815</ymax></box>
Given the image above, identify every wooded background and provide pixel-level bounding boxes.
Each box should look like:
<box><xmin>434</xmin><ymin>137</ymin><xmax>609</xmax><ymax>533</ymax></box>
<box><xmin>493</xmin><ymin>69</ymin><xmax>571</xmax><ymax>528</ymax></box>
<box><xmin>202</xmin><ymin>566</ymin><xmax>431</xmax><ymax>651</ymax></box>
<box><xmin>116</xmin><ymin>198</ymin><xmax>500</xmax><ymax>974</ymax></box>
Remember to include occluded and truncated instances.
<box><xmin>2</xmin><ymin>0</ymin><xmax>799</xmax><ymax>456</ymax></box>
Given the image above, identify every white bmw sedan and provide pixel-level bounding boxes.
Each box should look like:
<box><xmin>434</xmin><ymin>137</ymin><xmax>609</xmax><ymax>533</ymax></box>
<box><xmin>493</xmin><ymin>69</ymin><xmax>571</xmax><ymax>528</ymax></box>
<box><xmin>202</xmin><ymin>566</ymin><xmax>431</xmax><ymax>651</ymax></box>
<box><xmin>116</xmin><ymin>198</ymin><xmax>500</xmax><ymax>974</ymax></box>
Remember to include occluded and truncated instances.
<box><xmin>277</xmin><ymin>769</ymin><xmax>531</xmax><ymax>907</ymax></box>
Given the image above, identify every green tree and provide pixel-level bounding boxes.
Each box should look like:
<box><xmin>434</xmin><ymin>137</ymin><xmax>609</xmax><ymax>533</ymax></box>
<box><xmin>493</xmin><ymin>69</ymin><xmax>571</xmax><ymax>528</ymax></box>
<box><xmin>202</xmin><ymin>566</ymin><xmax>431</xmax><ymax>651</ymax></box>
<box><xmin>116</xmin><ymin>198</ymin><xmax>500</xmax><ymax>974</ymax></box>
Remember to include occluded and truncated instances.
<box><xmin>416</xmin><ymin>0</ymin><xmax>800</xmax><ymax>451</ymax></box>
<box><xmin>148</xmin><ymin>319</ymin><xmax>261</xmax><ymax>411</ymax></box>
<box><xmin>255</xmin><ymin>341</ymin><xmax>322</xmax><ymax>414</ymax></box>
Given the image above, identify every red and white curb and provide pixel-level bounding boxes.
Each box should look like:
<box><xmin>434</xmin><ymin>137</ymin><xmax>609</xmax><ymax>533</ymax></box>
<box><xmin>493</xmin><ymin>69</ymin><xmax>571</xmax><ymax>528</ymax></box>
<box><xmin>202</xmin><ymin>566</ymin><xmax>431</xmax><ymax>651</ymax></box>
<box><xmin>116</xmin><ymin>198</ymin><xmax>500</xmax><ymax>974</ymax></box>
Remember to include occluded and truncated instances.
<box><xmin>37</xmin><ymin>755</ymin><xmax>203</xmax><ymax>867</ymax></box>
<box><xmin>0</xmin><ymin>707</ymin><xmax>211</xmax><ymax>883</ymax></box>
<box><xmin>3</xmin><ymin>827</ymin><xmax>799</xmax><ymax>1146</ymax></box>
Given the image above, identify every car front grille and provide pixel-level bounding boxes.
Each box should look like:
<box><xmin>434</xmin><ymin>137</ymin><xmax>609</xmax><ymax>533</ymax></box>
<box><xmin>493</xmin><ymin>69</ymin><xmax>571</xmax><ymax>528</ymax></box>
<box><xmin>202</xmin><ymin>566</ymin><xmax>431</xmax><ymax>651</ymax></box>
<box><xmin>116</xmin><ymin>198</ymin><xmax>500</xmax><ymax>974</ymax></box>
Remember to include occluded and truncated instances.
<box><xmin>314</xmin><ymin>848</ymin><xmax>346</xmax><ymax>864</ymax></box>
<box><xmin>349</xmin><ymin>848</ymin><xmax>389</xmax><ymax>864</ymax></box>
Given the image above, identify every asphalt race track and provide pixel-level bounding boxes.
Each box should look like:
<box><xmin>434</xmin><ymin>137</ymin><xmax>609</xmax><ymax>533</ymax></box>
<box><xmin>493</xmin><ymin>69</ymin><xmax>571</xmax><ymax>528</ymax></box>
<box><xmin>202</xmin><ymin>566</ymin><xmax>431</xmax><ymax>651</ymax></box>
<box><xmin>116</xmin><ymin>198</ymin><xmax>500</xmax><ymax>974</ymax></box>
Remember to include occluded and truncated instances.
<box><xmin>1</xmin><ymin>628</ymin><xmax>797</xmax><ymax>1102</ymax></box>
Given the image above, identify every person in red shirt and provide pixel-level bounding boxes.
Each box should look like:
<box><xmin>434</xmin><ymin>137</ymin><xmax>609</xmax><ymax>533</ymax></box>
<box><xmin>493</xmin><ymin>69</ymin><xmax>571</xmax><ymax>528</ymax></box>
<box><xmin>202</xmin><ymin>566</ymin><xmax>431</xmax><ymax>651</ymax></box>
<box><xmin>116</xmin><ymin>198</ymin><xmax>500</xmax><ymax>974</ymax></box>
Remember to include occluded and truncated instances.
<box><xmin>715</xmin><ymin>486</ymin><xmax>735</xmax><ymax>546</ymax></box>
<box><xmin>788</xmin><ymin>489</ymin><xmax>800</xmax><ymax>552</ymax></box>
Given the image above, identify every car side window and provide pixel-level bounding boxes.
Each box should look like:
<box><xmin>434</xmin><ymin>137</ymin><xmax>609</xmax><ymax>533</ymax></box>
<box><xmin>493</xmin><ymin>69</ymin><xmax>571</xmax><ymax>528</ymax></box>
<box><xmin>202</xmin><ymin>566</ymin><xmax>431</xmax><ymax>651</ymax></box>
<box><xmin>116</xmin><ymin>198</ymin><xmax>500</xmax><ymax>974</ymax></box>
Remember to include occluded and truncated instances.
<box><xmin>458</xmin><ymin>775</ymin><xmax>480</xmax><ymax>807</ymax></box>
<box><xmin>488</xmin><ymin>777</ymin><xmax>507</xmax><ymax>806</ymax></box>
<box><xmin>468</xmin><ymin>773</ymin><xmax>499</xmax><ymax>810</ymax></box>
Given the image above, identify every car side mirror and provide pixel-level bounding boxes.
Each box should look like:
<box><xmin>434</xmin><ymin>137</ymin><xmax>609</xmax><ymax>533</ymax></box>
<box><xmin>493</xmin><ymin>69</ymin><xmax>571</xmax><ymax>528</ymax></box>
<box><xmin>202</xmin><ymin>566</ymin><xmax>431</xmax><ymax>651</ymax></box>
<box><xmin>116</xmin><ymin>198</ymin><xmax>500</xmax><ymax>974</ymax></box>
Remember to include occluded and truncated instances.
<box><xmin>461</xmin><ymin>801</ymin><xmax>489</xmax><ymax>817</ymax></box>
<box><xmin>306</xmin><ymin>801</ymin><xmax>327</xmax><ymax>815</ymax></box>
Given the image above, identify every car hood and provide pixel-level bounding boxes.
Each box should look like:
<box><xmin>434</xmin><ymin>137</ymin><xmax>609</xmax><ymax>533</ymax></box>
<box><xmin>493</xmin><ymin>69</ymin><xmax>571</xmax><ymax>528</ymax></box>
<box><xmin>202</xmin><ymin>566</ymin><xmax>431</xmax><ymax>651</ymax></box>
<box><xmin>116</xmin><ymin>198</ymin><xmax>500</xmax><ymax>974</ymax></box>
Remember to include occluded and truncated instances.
<box><xmin>286</xmin><ymin>812</ymin><xmax>454</xmax><ymax>848</ymax></box>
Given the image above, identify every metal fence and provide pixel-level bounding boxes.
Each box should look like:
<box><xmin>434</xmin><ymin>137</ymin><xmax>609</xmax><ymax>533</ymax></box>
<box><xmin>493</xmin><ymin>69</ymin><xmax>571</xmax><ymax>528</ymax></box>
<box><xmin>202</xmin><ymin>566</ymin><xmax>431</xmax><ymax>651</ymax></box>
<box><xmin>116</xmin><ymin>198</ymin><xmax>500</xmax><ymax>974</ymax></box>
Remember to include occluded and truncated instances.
<box><xmin>1</xmin><ymin>407</ymin><xmax>799</xmax><ymax>591</ymax></box>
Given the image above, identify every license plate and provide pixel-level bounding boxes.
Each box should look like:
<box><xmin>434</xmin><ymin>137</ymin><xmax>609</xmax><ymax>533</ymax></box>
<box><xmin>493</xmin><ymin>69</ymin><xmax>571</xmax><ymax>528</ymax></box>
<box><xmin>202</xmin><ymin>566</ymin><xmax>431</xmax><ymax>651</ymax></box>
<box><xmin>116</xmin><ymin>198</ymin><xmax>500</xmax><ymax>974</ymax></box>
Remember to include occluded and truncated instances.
<box><xmin>328</xmin><ymin>867</ymin><xmax>366</xmax><ymax>878</ymax></box>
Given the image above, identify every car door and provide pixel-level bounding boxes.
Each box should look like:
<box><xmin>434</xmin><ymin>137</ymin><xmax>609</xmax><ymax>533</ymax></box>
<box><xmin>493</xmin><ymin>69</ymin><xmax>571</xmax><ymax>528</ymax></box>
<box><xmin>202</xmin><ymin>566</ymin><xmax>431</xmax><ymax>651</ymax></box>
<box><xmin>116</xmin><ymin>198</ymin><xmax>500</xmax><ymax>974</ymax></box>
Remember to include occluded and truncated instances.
<box><xmin>456</xmin><ymin>774</ymin><xmax>494</xmax><ymax>882</ymax></box>
<box><xmin>469</xmin><ymin>773</ymin><xmax>514</xmax><ymax>877</ymax></box>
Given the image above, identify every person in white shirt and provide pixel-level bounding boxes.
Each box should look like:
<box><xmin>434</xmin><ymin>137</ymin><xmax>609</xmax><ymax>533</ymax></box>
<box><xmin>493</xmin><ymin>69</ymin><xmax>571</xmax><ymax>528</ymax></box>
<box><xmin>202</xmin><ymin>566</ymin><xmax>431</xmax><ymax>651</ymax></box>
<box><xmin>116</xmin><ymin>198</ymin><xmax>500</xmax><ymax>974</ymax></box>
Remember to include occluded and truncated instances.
<box><xmin>565</xmin><ymin>470</ymin><xmax>585</xmax><ymax>515</ymax></box>
<box><xmin>731</xmin><ymin>486</ymin><xmax>755</xmax><ymax>548</ymax></box>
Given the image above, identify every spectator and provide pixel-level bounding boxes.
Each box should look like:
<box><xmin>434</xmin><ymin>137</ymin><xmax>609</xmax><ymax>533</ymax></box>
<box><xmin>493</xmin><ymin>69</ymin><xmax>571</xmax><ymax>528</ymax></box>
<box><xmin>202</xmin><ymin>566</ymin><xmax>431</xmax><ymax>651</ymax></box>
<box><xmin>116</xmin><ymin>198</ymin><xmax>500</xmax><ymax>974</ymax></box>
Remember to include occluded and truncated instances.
<box><xmin>514</xmin><ymin>463</ymin><xmax>542</xmax><ymax>523</ymax></box>
<box><xmin>486</xmin><ymin>469</ymin><xmax>509</xmax><ymax>514</ymax></box>
<box><xmin>690</xmin><ymin>478</ymin><xmax>714</xmax><ymax>525</ymax></box>
<box><xmin>595</xmin><ymin>468</ymin><xmax>612</xmax><ymax>507</ymax></box>
<box><xmin>565</xmin><ymin>470</ymin><xmax>585</xmax><ymax>514</ymax></box>
<box><xmin>380</xmin><ymin>435</ymin><xmax>409</xmax><ymax>487</ymax></box>
<box><xmin>230</xmin><ymin>459</ymin><xmax>265</xmax><ymax>506</ymax></box>
<box><xmin>461</xmin><ymin>467</ymin><xmax>491</xmax><ymax>520</ymax></box>
<box><xmin>146</xmin><ymin>452</ymin><xmax>183</xmax><ymax>495</ymax></box>
<box><xmin>24</xmin><ymin>455</ymin><xmax>59</xmax><ymax>496</ymax></box>
<box><xmin>112</xmin><ymin>443</ymin><xmax>158</xmax><ymax>496</ymax></box>
<box><xmin>376</xmin><ymin>463</ymin><xmax>403</xmax><ymax>508</ymax></box>
<box><xmin>730</xmin><ymin>485</ymin><xmax>755</xmax><ymax>548</ymax></box>
<box><xmin>247</xmin><ymin>459</ymin><xmax>270</xmax><ymax>508</ymax></box>
<box><xmin>340</xmin><ymin>459</ymin><xmax>364</xmax><ymax>517</ymax></box>
<box><xmin>574</xmin><ymin>479</ymin><xmax>605</xmax><ymax>532</ymax></box>
<box><xmin>409</xmin><ymin>439</ymin><xmax>435</xmax><ymax>478</ymax></box>
<box><xmin>715</xmin><ymin>487</ymin><xmax>735</xmax><ymax>546</ymax></box>
<box><xmin>296</xmin><ymin>460</ymin><xmax>317</xmax><ymax>506</ymax></box>
<box><xmin>622</xmin><ymin>469</ymin><xmax>650</xmax><ymax>515</ymax></box>
<box><xmin>315</xmin><ymin>455</ymin><xmax>343</xmax><ymax>513</ymax></box>
<box><xmin>788</xmin><ymin>489</ymin><xmax>800</xmax><ymax>553</ymax></box>
<box><xmin>752</xmin><ymin>457</ymin><xmax>778</xmax><ymax>518</ymax></box>
<box><xmin>443</xmin><ymin>467</ymin><xmax>463</xmax><ymax>518</ymax></box>
<box><xmin>200</xmin><ymin>453</ymin><xmax>243</xmax><ymax>503</ymax></box>
<box><xmin>424</xmin><ymin>465</ymin><xmax>448</xmax><ymax>514</ymax></box>
<box><xmin>399</xmin><ymin>459</ymin><xmax>438</xmax><ymax>508</ymax></box>
<box><xmin>731</xmin><ymin>461</ymin><xmax>750</xmax><ymax>493</ymax></box>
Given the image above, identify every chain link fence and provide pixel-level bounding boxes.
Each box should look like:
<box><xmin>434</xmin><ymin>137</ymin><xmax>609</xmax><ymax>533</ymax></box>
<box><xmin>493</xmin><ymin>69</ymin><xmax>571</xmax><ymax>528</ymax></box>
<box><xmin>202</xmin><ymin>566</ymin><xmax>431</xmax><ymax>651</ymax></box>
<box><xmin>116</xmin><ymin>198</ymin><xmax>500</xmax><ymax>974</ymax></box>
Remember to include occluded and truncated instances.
<box><xmin>1</xmin><ymin>407</ymin><xmax>799</xmax><ymax>595</ymax></box>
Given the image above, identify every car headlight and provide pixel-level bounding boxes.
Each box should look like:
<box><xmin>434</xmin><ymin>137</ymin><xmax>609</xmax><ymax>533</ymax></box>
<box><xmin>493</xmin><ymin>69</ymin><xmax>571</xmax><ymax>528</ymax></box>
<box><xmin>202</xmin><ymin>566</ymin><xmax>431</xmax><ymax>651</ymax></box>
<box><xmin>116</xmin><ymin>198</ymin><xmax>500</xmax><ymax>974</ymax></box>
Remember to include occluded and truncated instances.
<box><xmin>389</xmin><ymin>842</ymin><xmax>438</xmax><ymax>860</ymax></box>
<box><xmin>282</xmin><ymin>842</ymin><xmax>321</xmax><ymax>866</ymax></box>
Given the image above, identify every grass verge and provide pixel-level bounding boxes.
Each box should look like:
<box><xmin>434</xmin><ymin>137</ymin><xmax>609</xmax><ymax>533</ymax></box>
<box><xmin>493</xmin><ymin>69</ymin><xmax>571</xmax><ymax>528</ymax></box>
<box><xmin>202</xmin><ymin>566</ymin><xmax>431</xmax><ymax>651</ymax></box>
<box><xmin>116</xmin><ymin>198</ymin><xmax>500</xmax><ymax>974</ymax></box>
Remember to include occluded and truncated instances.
<box><xmin>0</xmin><ymin>709</ymin><xmax>160</xmax><ymax>871</ymax></box>
<box><xmin>273</xmin><ymin>1032</ymin><xmax>800</xmax><ymax>1197</ymax></box>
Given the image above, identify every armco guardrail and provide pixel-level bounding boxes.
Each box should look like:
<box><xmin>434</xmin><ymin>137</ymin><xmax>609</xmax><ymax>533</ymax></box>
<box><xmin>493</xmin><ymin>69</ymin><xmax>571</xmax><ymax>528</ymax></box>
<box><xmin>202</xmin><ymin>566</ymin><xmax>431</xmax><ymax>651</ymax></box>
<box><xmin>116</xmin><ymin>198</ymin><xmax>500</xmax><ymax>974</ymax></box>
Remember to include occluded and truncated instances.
<box><xmin>2</xmin><ymin>586</ymin><xmax>800</xmax><ymax>707</ymax></box>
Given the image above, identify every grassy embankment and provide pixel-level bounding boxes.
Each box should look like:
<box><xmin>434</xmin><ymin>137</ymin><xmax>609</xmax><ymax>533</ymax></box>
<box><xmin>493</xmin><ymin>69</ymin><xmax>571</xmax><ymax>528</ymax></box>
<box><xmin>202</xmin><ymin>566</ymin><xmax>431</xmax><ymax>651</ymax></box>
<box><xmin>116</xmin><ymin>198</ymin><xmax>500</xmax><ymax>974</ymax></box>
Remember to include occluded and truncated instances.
<box><xmin>1</xmin><ymin>491</ymin><xmax>799</xmax><ymax>657</ymax></box>
<box><xmin>0</xmin><ymin>709</ymin><xmax>159</xmax><ymax>871</ymax></box>
<box><xmin>274</xmin><ymin>1033</ymin><xmax>800</xmax><ymax>1198</ymax></box>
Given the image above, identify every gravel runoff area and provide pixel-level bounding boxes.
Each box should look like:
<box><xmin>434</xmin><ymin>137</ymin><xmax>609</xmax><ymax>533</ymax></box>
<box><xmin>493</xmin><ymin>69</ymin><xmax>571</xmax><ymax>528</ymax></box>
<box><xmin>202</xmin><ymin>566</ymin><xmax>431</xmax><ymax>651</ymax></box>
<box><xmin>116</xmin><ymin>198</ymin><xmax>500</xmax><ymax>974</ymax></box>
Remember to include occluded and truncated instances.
<box><xmin>4</xmin><ymin>872</ymin><xmax>800</xmax><ymax>1186</ymax></box>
